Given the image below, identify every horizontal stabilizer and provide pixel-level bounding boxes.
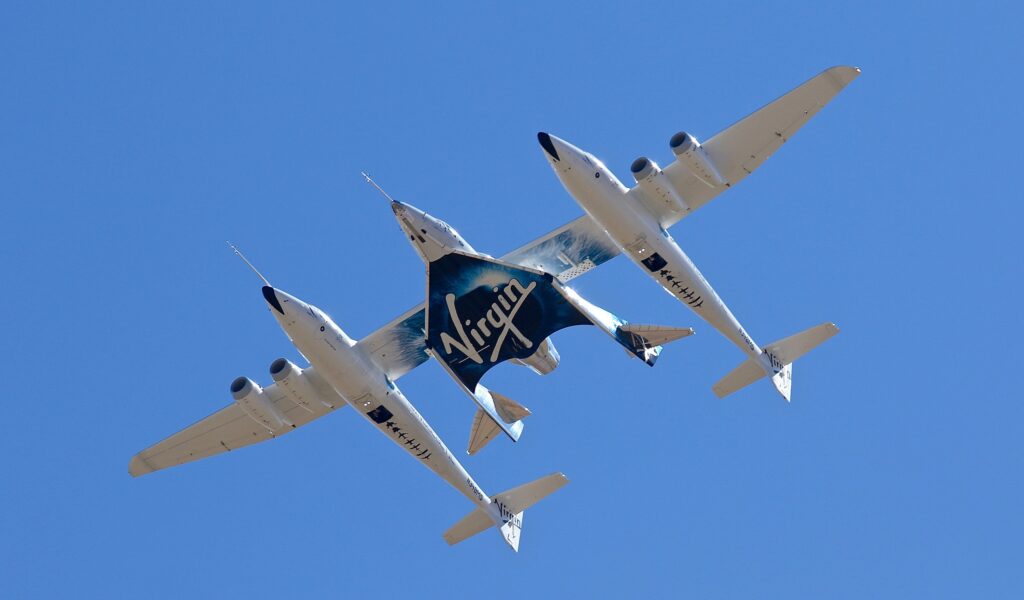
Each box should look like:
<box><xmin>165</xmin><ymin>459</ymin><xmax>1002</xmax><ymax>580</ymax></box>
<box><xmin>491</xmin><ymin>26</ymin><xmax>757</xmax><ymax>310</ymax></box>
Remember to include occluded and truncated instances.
<box><xmin>493</xmin><ymin>472</ymin><xmax>568</xmax><ymax>515</ymax></box>
<box><xmin>443</xmin><ymin>473</ymin><xmax>569</xmax><ymax>552</ymax></box>
<box><xmin>712</xmin><ymin>356</ymin><xmax>765</xmax><ymax>398</ymax></box>
<box><xmin>619</xmin><ymin>324</ymin><xmax>695</xmax><ymax>346</ymax></box>
<box><xmin>467</xmin><ymin>392</ymin><xmax>531</xmax><ymax>455</ymax></box>
<box><xmin>764</xmin><ymin>322</ymin><xmax>839</xmax><ymax>365</ymax></box>
<box><xmin>712</xmin><ymin>322</ymin><xmax>839</xmax><ymax>400</ymax></box>
<box><xmin>492</xmin><ymin>391</ymin><xmax>531</xmax><ymax>423</ymax></box>
<box><xmin>444</xmin><ymin>505</ymin><xmax>493</xmax><ymax>547</ymax></box>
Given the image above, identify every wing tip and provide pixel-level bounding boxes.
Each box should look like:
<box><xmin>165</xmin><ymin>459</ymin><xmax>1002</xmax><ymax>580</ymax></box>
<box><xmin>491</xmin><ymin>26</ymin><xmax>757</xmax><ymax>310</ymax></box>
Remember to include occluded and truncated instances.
<box><xmin>824</xmin><ymin>65</ymin><xmax>863</xmax><ymax>86</ymax></box>
<box><xmin>128</xmin><ymin>454</ymin><xmax>154</xmax><ymax>478</ymax></box>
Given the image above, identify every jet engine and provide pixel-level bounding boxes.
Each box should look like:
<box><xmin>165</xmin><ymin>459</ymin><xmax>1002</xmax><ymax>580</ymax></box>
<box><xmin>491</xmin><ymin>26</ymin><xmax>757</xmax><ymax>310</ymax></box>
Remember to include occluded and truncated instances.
<box><xmin>269</xmin><ymin>358</ymin><xmax>337</xmax><ymax>412</ymax></box>
<box><xmin>669</xmin><ymin>131</ymin><xmax>728</xmax><ymax>188</ymax></box>
<box><xmin>512</xmin><ymin>337</ymin><xmax>561</xmax><ymax>375</ymax></box>
<box><xmin>630</xmin><ymin>156</ymin><xmax>690</xmax><ymax>215</ymax></box>
<box><xmin>230</xmin><ymin>376</ymin><xmax>293</xmax><ymax>432</ymax></box>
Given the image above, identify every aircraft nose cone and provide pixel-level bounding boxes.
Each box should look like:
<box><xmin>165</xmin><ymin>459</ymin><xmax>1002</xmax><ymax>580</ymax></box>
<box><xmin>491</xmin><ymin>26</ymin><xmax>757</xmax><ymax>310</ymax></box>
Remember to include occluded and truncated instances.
<box><xmin>537</xmin><ymin>132</ymin><xmax>560</xmax><ymax>161</ymax></box>
<box><xmin>262</xmin><ymin>286</ymin><xmax>285</xmax><ymax>315</ymax></box>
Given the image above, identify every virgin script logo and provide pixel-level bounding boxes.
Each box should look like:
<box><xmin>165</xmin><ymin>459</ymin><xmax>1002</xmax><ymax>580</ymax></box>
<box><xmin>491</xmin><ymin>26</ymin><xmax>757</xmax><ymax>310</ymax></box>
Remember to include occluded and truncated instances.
<box><xmin>439</xmin><ymin>278</ymin><xmax>538</xmax><ymax>364</ymax></box>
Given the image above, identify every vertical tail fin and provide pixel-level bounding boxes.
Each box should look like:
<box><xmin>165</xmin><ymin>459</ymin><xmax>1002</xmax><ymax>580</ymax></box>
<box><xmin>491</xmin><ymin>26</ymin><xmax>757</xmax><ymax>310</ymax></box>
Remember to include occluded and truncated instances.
<box><xmin>712</xmin><ymin>322</ymin><xmax>838</xmax><ymax>400</ymax></box>
<box><xmin>443</xmin><ymin>473</ymin><xmax>569</xmax><ymax>552</ymax></box>
<box><xmin>771</xmin><ymin>364</ymin><xmax>793</xmax><ymax>401</ymax></box>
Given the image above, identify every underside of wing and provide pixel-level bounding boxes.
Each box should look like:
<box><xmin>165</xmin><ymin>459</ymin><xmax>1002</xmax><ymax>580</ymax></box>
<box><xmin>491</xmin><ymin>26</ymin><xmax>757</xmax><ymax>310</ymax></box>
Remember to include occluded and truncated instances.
<box><xmin>701</xmin><ymin>66</ymin><xmax>860</xmax><ymax>188</ymax></box>
<box><xmin>642</xmin><ymin>66</ymin><xmax>861</xmax><ymax>227</ymax></box>
<box><xmin>355</xmin><ymin>306</ymin><xmax>429</xmax><ymax>382</ymax></box>
<box><xmin>501</xmin><ymin>214</ymin><xmax>620</xmax><ymax>282</ymax></box>
<box><xmin>129</xmin><ymin>365</ymin><xmax>345</xmax><ymax>477</ymax></box>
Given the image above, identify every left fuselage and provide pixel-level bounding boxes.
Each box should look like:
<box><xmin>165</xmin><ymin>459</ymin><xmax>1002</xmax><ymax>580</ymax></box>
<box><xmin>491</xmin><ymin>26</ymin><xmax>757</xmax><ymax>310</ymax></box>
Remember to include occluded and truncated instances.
<box><xmin>538</xmin><ymin>133</ymin><xmax>769</xmax><ymax>367</ymax></box>
<box><xmin>263</xmin><ymin>286</ymin><xmax>496</xmax><ymax>512</ymax></box>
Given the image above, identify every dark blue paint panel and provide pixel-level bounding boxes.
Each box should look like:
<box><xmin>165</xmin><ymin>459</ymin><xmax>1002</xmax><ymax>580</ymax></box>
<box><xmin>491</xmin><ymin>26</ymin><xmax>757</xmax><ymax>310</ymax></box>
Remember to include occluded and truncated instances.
<box><xmin>426</xmin><ymin>252</ymin><xmax>591</xmax><ymax>390</ymax></box>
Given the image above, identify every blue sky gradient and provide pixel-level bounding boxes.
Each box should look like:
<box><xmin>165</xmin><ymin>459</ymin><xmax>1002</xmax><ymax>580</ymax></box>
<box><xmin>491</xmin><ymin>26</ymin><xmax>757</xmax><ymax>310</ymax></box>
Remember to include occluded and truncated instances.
<box><xmin>2</xmin><ymin>2</ymin><xmax>1022</xmax><ymax>597</ymax></box>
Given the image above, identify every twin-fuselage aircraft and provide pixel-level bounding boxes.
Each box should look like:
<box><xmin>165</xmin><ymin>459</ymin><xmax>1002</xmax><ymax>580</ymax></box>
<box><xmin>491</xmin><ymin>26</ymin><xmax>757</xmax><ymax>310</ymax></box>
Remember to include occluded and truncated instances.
<box><xmin>129</xmin><ymin>66</ymin><xmax>859</xmax><ymax>552</ymax></box>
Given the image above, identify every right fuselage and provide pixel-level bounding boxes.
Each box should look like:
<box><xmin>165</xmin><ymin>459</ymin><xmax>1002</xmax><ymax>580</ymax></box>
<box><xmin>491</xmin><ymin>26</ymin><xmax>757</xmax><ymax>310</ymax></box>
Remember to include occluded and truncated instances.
<box><xmin>537</xmin><ymin>133</ymin><xmax>770</xmax><ymax>369</ymax></box>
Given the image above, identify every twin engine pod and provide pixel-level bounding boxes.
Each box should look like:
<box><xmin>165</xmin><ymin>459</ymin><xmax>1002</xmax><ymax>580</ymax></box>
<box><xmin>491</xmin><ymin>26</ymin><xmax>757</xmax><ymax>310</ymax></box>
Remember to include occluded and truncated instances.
<box><xmin>629</xmin><ymin>132</ymin><xmax>729</xmax><ymax>216</ymax></box>
<box><xmin>229</xmin><ymin>358</ymin><xmax>340</xmax><ymax>432</ymax></box>
<box><xmin>269</xmin><ymin>358</ymin><xmax>336</xmax><ymax>412</ymax></box>
<box><xmin>230</xmin><ymin>375</ymin><xmax>294</xmax><ymax>433</ymax></box>
<box><xmin>668</xmin><ymin>131</ymin><xmax>728</xmax><ymax>188</ymax></box>
<box><xmin>630</xmin><ymin>156</ymin><xmax>690</xmax><ymax>215</ymax></box>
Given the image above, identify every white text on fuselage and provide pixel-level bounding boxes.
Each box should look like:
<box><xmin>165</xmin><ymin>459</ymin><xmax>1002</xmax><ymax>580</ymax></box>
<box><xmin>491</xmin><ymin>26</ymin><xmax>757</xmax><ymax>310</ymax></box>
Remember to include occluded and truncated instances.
<box><xmin>440</xmin><ymin>278</ymin><xmax>538</xmax><ymax>364</ymax></box>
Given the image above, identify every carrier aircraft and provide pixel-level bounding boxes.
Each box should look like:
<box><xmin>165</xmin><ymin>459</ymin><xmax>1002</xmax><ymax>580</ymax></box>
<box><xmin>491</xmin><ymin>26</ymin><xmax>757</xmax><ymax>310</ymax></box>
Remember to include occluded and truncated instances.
<box><xmin>130</xmin><ymin>66</ymin><xmax>858</xmax><ymax>548</ymax></box>
<box><xmin>534</xmin><ymin>66</ymin><xmax>860</xmax><ymax>400</ymax></box>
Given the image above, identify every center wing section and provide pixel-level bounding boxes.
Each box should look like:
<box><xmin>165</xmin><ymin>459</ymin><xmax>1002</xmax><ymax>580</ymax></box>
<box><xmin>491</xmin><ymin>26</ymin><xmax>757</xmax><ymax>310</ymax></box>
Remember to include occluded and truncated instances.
<box><xmin>501</xmin><ymin>214</ymin><xmax>620</xmax><ymax>282</ymax></box>
<box><xmin>356</xmin><ymin>215</ymin><xmax>622</xmax><ymax>380</ymax></box>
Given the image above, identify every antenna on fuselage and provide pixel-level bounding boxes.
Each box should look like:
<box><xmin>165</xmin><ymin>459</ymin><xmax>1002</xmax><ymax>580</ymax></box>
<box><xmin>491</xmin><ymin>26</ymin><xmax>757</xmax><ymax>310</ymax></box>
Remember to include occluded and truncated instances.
<box><xmin>227</xmin><ymin>242</ymin><xmax>271</xmax><ymax>287</ymax></box>
<box><xmin>361</xmin><ymin>171</ymin><xmax>399</xmax><ymax>204</ymax></box>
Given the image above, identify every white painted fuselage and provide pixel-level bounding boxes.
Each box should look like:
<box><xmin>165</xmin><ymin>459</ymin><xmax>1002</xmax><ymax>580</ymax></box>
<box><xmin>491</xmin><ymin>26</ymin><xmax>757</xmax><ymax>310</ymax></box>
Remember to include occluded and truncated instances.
<box><xmin>262</xmin><ymin>286</ymin><xmax>502</xmax><ymax>519</ymax></box>
<box><xmin>538</xmin><ymin>134</ymin><xmax>773</xmax><ymax>372</ymax></box>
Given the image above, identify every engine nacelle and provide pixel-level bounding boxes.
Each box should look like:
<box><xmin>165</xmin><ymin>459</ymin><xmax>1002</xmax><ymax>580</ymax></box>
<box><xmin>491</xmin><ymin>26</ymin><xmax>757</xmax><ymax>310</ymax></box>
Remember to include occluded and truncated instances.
<box><xmin>230</xmin><ymin>376</ymin><xmax>293</xmax><ymax>432</ymax></box>
<box><xmin>269</xmin><ymin>358</ymin><xmax>337</xmax><ymax>412</ymax></box>
<box><xmin>511</xmin><ymin>337</ymin><xmax>561</xmax><ymax>376</ymax></box>
<box><xmin>630</xmin><ymin>157</ymin><xmax>690</xmax><ymax>215</ymax></box>
<box><xmin>669</xmin><ymin>131</ymin><xmax>728</xmax><ymax>188</ymax></box>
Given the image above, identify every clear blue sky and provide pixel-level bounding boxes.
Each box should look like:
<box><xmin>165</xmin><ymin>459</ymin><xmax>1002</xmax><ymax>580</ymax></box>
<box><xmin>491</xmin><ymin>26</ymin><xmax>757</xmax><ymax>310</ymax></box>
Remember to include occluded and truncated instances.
<box><xmin>2</xmin><ymin>2</ymin><xmax>1021</xmax><ymax>597</ymax></box>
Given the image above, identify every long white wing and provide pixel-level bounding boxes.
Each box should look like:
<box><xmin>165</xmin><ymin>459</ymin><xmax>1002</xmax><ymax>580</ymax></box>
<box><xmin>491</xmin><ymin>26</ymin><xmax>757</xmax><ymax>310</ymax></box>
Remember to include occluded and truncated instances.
<box><xmin>356</xmin><ymin>215</ymin><xmax>621</xmax><ymax>379</ymax></box>
<box><xmin>637</xmin><ymin>66</ymin><xmax>861</xmax><ymax>227</ymax></box>
<box><xmin>129</xmin><ymin>366</ymin><xmax>345</xmax><ymax>476</ymax></box>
